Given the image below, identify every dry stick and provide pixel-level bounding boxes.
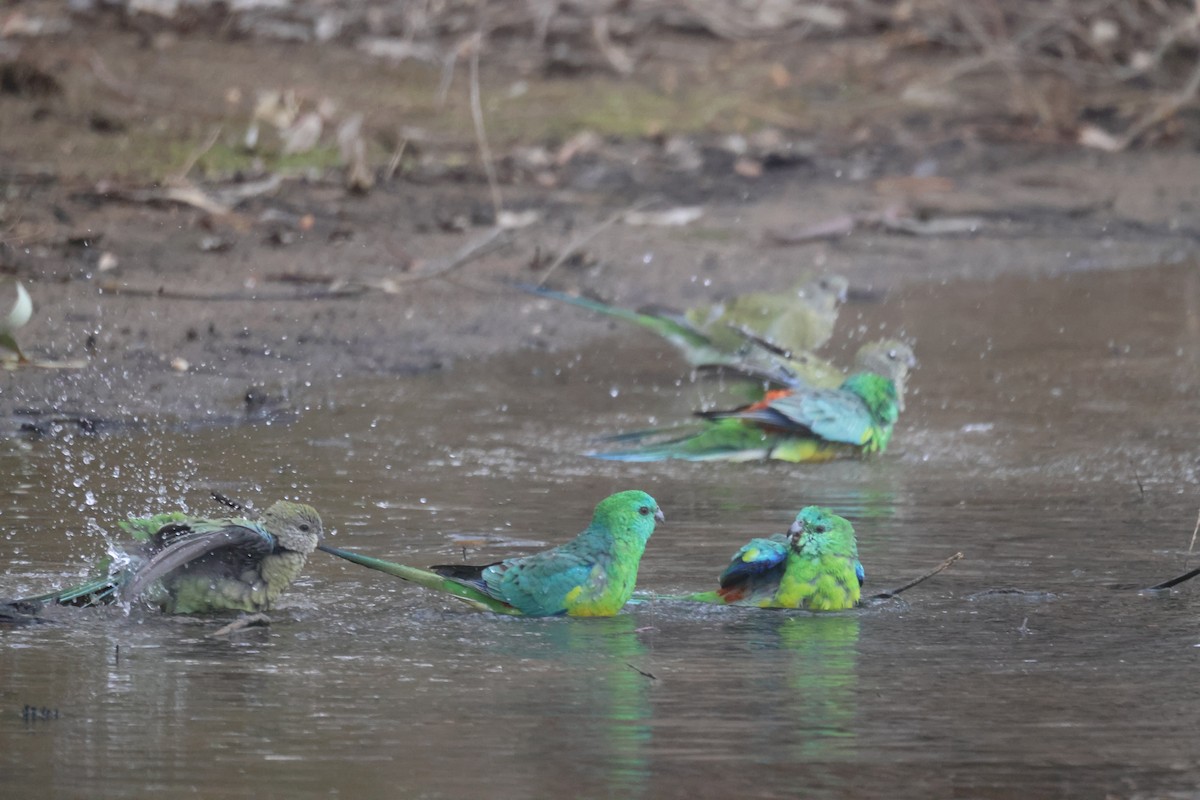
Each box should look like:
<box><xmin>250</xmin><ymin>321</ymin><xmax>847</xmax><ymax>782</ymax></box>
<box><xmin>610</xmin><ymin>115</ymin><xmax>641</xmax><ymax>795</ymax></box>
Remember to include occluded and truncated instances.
<box><xmin>208</xmin><ymin>613</ymin><xmax>271</xmax><ymax>638</ymax></box>
<box><xmin>1117</xmin><ymin>53</ymin><xmax>1200</xmax><ymax>150</ymax></box>
<box><xmin>1139</xmin><ymin>509</ymin><xmax>1200</xmax><ymax>590</ymax></box>
<box><xmin>869</xmin><ymin>552</ymin><xmax>964</xmax><ymax>602</ymax></box>
<box><xmin>388</xmin><ymin>225</ymin><xmax>508</xmax><ymax>286</ymax></box>
<box><xmin>625</xmin><ymin>663</ymin><xmax>657</xmax><ymax>680</ymax></box>
<box><xmin>468</xmin><ymin>31</ymin><xmax>503</xmax><ymax>219</ymax></box>
<box><xmin>100</xmin><ymin>227</ymin><xmax>508</xmax><ymax>301</ymax></box>
<box><xmin>87</xmin><ymin>51</ymin><xmax>138</xmax><ymax>101</ymax></box>
<box><xmin>172</xmin><ymin>125</ymin><xmax>223</xmax><ymax>183</ymax></box>
<box><xmin>96</xmin><ymin>283</ymin><xmax>368</xmax><ymax>301</ymax></box>
<box><xmin>1184</xmin><ymin>507</ymin><xmax>1200</xmax><ymax>569</ymax></box>
<box><xmin>384</xmin><ymin>139</ymin><xmax>408</xmax><ymax>182</ymax></box>
<box><xmin>534</xmin><ymin>197</ymin><xmax>660</xmax><ymax>288</ymax></box>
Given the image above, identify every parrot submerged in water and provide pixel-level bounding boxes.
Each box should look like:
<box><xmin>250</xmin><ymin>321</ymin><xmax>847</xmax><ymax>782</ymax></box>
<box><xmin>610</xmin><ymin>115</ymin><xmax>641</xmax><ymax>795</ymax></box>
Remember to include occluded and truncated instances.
<box><xmin>320</xmin><ymin>490</ymin><xmax>664</xmax><ymax>617</ymax></box>
<box><xmin>3</xmin><ymin>501</ymin><xmax>323</xmax><ymax>616</ymax></box>
<box><xmin>520</xmin><ymin>275</ymin><xmax>848</xmax><ymax>365</ymax></box>
<box><xmin>687</xmin><ymin>506</ymin><xmax>862</xmax><ymax>610</ymax></box>
<box><xmin>590</xmin><ymin>357</ymin><xmax>904</xmax><ymax>463</ymax></box>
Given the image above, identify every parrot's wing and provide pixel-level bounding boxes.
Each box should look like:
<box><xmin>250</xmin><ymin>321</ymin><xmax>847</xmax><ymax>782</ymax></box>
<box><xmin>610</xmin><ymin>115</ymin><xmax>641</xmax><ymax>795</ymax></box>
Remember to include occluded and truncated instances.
<box><xmin>489</xmin><ymin>549</ymin><xmax>601</xmax><ymax>616</ymax></box>
<box><xmin>717</xmin><ymin>536</ymin><xmax>790</xmax><ymax>589</ymax></box>
<box><xmin>708</xmin><ymin>389</ymin><xmax>874</xmax><ymax>446</ymax></box>
<box><xmin>119</xmin><ymin>522</ymin><xmax>274</xmax><ymax>602</ymax></box>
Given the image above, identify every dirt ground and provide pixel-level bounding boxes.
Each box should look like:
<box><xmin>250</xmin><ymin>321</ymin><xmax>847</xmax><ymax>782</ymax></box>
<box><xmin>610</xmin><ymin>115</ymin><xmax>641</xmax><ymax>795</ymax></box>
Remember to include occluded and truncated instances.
<box><xmin>2</xmin><ymin>5</ymin><xmax>1199</xmax><ymax>437</ymax></box>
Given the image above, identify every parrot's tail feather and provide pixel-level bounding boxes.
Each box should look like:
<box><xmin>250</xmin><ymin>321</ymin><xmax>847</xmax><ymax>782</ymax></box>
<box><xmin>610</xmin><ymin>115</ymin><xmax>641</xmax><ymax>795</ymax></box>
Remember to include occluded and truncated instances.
<box><xmin>428</xmin><ymin>562</ymin><xmax>497</xmax><ymax>584</ymax></box>
<box><xmin>15</xmin><ymin>577</ymin><xmax>121</xmax><ymax>608</ymax></box>
<box><xmin>318</xmin><ymin>545</ymin><xmax>522</xmax><ymax>615</ymax></box>
<box><xmin>586</xmin><ymin>449</ymin><xmax>677</xmax><ymax>462</ymax></box>
<box><xmin>515</xmin><ymin>285</ymin><xmax>654</xmax><ymax>327</ymax></box>
<box><xmin>592</xmin><ymin>425</ymin><xmax>702</xmax><ymax>445</ymax></box>
<box><xmin>515</xmin><ymin>284</ymin><xmax>715</xmax><ymax>352</ymax></box>
<box><xmin>587</xmin><ymin>443</ymin><xmax>772</xmax><ymax>462</ymax></box>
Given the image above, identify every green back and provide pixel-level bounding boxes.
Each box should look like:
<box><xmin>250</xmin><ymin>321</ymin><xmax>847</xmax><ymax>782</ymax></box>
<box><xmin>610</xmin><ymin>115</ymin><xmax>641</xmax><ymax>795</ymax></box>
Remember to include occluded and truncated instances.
<box><xmin>482</xmin><ymin>490</ymin><xmax>661</xmax><ymax>616</ymax></box>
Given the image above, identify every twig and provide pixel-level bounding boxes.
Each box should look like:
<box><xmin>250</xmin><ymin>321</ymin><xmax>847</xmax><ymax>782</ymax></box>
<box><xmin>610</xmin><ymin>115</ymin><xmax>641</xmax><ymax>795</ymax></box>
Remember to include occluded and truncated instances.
<box><xmin>1130</xmin><ymin>459</ymin><xmax>1146</xmax><ymax>500</ymax></box>
<box><xmin>869</xmin><ymin>552</ymin><xmax>963</xmax><ymax>602</ymax></box>
<box><xmin>96</xmin><ymin>283</ymin><xmax>368</xmax><ymax>301</ymax></box>
<box><xmin>87</xmin><ymin>51</ymin><xmax>137</xmax><ymax>101</ymax></box>
<box><xmin>1116</xmin><ymin>54</ymin><xmax>1200</xmax><ymax>149</ymax></box>
<box><xmin>100</xmin><ymin>227</ymin><xmax>507</xmax><ymax>300</ymax></box>
<box><xmin>534</xmin><ymin>196</ymin><xmax>659</xmax><ymax>288</ymax></box>
<box><xmin>389</xmin><ymin>226</ymin><xmax>508</xmax><ymax>286</ymax></box>
<box><xmin>208</xmin><ymin>613</ymin><xmax>271</xmax><ymax>638</ymax></box>
<box><xmin>171</xmin><ymin>126</ymin><xmax>223</xmax><ymax>182</ymax></box>
<box><xmin>468</xmin><ymin>30</ymin><xmax>503</xmax><ymax>218</ymax></box>
<box><xmin>625</xmin><ymin>663</ymin><xmax>657</xmax><ymax>680</ymax></box>
<box><xmin>384</xmin><ymin>139</ymin><xmax>409</xmax><ymax>182</ymax></box>
<box><xmin>1184</xmin><ymin>507</ymin><xmax>1200</xmax><ymax>569</ymax></box>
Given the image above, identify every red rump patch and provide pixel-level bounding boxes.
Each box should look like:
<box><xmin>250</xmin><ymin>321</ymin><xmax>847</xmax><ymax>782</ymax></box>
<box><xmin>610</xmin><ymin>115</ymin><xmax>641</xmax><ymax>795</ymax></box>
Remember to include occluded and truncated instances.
<box><xmin>745</xmin><ymin>389</ymin><xmax>793</xmax><ymax>412</ymax></box>
<box><xmin>717</xmin><ymin>586</ymin><xmax>747</xmax><ymax>602</ymax></box>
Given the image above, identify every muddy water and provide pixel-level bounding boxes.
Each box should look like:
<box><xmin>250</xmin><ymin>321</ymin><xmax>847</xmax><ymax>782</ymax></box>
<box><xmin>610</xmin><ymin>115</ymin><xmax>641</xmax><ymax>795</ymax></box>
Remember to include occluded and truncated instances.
<box><xmin>2</xmin><ymin>263</ymin><xmax>1200</xmax><ymax>797</ymax></box>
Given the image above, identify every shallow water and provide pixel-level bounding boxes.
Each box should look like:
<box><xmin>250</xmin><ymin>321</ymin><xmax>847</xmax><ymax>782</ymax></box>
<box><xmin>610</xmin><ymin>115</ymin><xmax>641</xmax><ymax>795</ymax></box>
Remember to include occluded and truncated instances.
<box><xmin>3</xmin><ymin>263</ymin><xmax>1200</xmax><ymax>798</ymax></box>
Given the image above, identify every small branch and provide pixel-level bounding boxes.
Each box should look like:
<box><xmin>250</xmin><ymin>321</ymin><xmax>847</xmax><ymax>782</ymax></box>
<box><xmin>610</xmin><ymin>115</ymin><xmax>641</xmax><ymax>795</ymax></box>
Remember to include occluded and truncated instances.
<box><xmin>99</xmin><ymin>228</ymin><xmax>507</xmax><ymax>300</ymax></box>
<box><xmin>208</xmin><ymin>613</ymin><xmax>271</xmax><ymax>638</ymax></box>
<box><xmin>1130</xmin><ymin>459</ymin><xmax>1146</xmax><ymax>501</ymax></box>
<box><xmin>384</xmin><ymin>139</ymin><xmax>409</xmax><ymax>182</ymax></box>
<box><xmin>625</xmin><ymin>663</ymin><xmax>657</xmax><ymax>680</ymax></box>
<box><xmin>390</xmin><ymin>225</ymin><xmax>509</xmax><ymax>286</ymax></box>
<box><xmin>96</xmin><ymin>283</ymin><xmax>368</xmax><ymax>301</ymax></box>
<box><xmin>1184</xmin><ymin>507</ymin><xmax>1200</xmax><ymax>569</ymax></box>
<box><xmin>468</xmin><ymin>30</ymin><xmax>503</xmax><ymax>219</ymax></box>
<box><xmin>534</xmin><ymin>196</ymin><xmax>659</xmax><ymax>288</ymax></box>
<box><xmin>171</xmin><ymin>126</ymin><xmax>223</xmax><ymax>183</ymax></box>
<box><xmin>869</xmin><ymin>552</ymin><xmax>963</xmax><ymax>602</ymax></box>
<box><xmin>1116</xmin><ymin>54</ymin><xmax>1200</xmax><ymax>149</ymax></box>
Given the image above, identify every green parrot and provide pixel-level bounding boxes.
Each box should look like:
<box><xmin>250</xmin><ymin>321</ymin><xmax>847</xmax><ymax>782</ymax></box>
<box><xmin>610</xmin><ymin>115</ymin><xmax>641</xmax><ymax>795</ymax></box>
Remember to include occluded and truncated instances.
<box><xmin>4</xmin><ymin>501</ymin><xmax>323</xmax><ymax>616</ymax></box>
<box><xmin>687</xmin><ymin>506</ymin><xmax>862</xmax><ymax>610</ymax></box>
<box><xmin>589</xmin><ymin>355</ymin><xmax>904</xmax><ymax>462</ymax></box>
<box><xmin>0</xmin><ymin>279</ymin><xmax>33</xmax><ymax>364</ymax></box>
<box><xmin>520</xmin><ymin>275</ymin><xmax>848</xmax><ymax>365</ymax></box>
<box><xmin>320</xmin><ymin>490</ymin><xmax>663</xmax><ymax>617</ymax></box>
<box><xmin>700</xmin><ymin>338</ymin><xmax>917</xmax><ymax>411</ymax></box>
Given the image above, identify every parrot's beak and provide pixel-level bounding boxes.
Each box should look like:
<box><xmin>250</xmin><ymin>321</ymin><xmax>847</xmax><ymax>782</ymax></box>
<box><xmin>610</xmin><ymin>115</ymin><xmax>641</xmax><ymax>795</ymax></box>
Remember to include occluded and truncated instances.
<box><xmin>654</xmin><ymin>508</ymin><xmax>665</xmax><ymax>523</ymax></box>
<box><xmin>787</xmin><ymin>519</ymin><xmax>804</xmax><ymax>538</ymax></box>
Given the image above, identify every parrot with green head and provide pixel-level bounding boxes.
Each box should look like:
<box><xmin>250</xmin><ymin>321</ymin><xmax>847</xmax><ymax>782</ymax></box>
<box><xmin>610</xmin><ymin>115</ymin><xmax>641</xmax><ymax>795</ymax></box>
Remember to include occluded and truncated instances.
<box><xmin>320</xmin><ymin>490</ymin><xmax>663</xmax><ymax>617</ymax></box>
<box><xmin>4</xmin><ymin>501</ymin><xmax>323</xmax><ymax>616</ymax></box>
<box><xmin>589</xmin><ymin>349</ymin><xmax>906</xmax><ymax>462</ymax></box>
<box><xmin>687</xmin><ymin>506</ymin><xmax>862</xmax><ymax>610</ymax></box>
<box><xmin>520</xmin><ymin>275</ymin><xmax>848</xmax><ymax>365</ymax></box>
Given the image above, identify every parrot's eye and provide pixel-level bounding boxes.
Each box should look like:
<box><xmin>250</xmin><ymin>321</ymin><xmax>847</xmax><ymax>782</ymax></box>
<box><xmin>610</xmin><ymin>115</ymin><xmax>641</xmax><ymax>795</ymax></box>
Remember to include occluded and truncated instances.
<box><xmin>298</xmin><ymin>523</ymin><xmax>311</xmax><ymax>532</ymax></box>
<box><xmin>888</xmin><ymin>349</ymin><xmax>898</xmax><ymax>359</ymax></box>
<box><xmin>638</xmin><ymin>506</ymin><xmax>651</xmax><ymax>516</ymax></box>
